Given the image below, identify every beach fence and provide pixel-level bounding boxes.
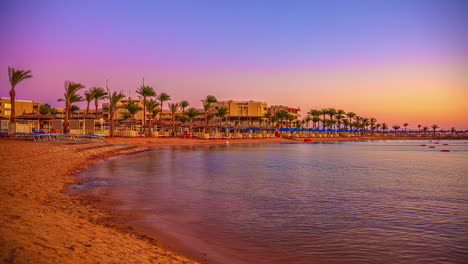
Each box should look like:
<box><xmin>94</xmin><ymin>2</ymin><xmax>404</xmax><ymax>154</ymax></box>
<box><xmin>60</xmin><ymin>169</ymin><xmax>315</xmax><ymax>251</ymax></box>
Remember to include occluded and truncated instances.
<box><xmin>8</xmin><ymin>122</ymin><xmax>32</xmax><ymax>133</ymax></box>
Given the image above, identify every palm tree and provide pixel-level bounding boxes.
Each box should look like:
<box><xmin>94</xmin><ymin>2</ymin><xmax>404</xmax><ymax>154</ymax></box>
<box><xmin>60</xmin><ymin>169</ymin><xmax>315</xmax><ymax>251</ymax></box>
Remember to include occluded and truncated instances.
<box><xmin>327</xmin><ymin>108</ymin><xmax>337</xmax><ymax>129</ymax></box>
<box><xmin>215</xmin><ymin>106</ymin><xmax>229</xmax><ymax>126</ymax></box>
<box><xmin>275</xmin><ymin>110</ymin><xmax>289</xmax><ymax>128</ymax></box>
<box><xmin>157</xmin><ymin>92</ymin><xmax>171</xmax><ymax>121</ymax></box>
<box><xmin>180</xmin><ymin>100</ymin><xmax>189</xmax><ymax>114</ymax></box>
<box><xmin>136</xmin><ymin>85</ymin><xmax>156</xmax><ymax>126</ymax></box>
<box><xmin>70</xmin><ymin>105</ymin><xmax>80</xmax><ymax>118</ymax></box>
<box><xmin>58</xmin><ymin>81</ymin><xmax>85</xmax><ymax>133</ymax></box>
<box><xmin>369</xmin><ymin>118</ymin><xmax>377</xmax><ymax>135</ymax></box>
<box><xmin>304</xmin><ymin>116</ymin><xmax>312</xmax><ymax>129</ymax></box>
<box><xmin>201</xmin><ymin>95</ymin><xmax>218</xmax><ymax>131</ymax></box>
<box><xmin>392</xmin><ymin>125</ymin><xmax>401</xmax><ymax>135</ymax></box>
<box><xmin>168</xmin><ymin>102</ymin><xmax>180</xmax><ymax>136</ymax></box>
<box><xmin>105</xmin><ymin>91</ymin><xmax>126</xmax><ymax>137</ymax></box>
<box><xmin>312</xmin><ymin>116</ymin><xmax>321</xmax><ymax>129</ymax></box>
<box><xmin>417</xmin><ymin>124</ymin><xmax>422</xmax><ymax>135</ymax></box>
<box><xmin>381</xmin><ymin>123</ymin><xmax>388</xmax><ymax>133</ymax></box>
<box><xmin>124</xmin><ymin>100</ymin><xmax>142</xmax><ymax>119</ymax></box>
<box><xmin>431</xmin><ymin>124</ymin><xmax>439</xmax><ymax>135</ymax></box>
<box><xmin>8</xmin><ymin>67</ymin><xmax>33</xmax><ymax>122</ymax></box>
<box><xmin>145</xmin><ymin>99</ymin><xmax>160</xmax><ymax>137</ymax></box>
<box><xmin>422</xmin><ymin>126</ymin><xmax>429</xmax><ymax>135</ymax></box>
<box><xmin>84</xmin><ymin>90</ymin><xmax>95</xmax><ymax>115</ymax></box>
<box><xmin>346</xmin><ymin>112</ymin><xmax>356</xmax><ymax>130</ymax></box>
<box><xmin>403</xmin><ymin>123</ymin><xmax>409</xmax><ymax>134</ymax></box>
<box><xmin>335</xmin><ymin>109</ymin><xmax>345</xmax><ymax>130</ymax></box>
<box><xmin>319</xmin><ymin>108</ymin><xmax>328</xmax><ymax>129</ymax></box>
<box><xmin>89</xmin><ymin>87</ymin><xmax>107</xmax><ymax>119</ymax></box>
<box><xmin>342</xmin><ymin>119</ymin><xmax>350</xmax><ymax>130</ymax></box>
<box><xmin>450</xmin><ymin>127</ymin><xmax>456</xmax><ymax>134</ymax></box>
<box><xmin>186</xmin><ymin>107</ymin><xmax>201</xmax><ymax>135</ymax></box>
<box><xmin>263</xmin><ymin>112</ymin><xmax>272</xmax><ymax>126</ymax></box>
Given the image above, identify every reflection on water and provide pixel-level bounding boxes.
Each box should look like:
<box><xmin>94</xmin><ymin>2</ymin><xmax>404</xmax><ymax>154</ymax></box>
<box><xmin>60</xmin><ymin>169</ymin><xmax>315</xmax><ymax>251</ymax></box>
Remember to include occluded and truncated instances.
<box><xmin>76</xmin><ymin>140</ymin><xmax>468</xmax><ymax>264</ymax></box>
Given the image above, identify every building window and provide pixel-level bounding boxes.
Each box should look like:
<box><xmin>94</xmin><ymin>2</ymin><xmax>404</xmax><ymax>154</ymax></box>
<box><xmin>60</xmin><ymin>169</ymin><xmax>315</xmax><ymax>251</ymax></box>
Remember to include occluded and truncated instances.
<box><xmin>5</xmin><ymin>103</ymin><xmax>11</xmax><ymax>109</ymax></box>
<box><xmin>4</xmin><ymin>110</ymin><xmax>11</xmax><ymax>116</ymax></box>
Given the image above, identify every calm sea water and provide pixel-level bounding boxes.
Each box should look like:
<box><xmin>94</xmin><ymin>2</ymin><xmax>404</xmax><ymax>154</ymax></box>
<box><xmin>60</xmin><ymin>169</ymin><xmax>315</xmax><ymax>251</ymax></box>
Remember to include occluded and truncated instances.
<box><xmin>75</xmin><ymin>140</ymin><xmax>468</xmax><ymax>264</ymax></box>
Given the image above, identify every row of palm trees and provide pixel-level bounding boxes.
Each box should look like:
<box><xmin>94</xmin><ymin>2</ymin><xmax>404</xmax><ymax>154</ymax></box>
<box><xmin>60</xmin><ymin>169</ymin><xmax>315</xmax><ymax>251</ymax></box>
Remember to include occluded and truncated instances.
<box><xmin>6</xmin><ymin>67</ymin><xmax>457</xmax><ymax>137</ymax></box>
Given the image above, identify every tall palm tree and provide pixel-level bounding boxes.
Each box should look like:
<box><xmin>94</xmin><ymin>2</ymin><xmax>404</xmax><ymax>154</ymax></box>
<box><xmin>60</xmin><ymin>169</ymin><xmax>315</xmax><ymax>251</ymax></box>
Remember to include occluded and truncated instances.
<box><xmin>84</xmin><ymin>90</ymin><xmax>95</xmax><ymax>115</ymax></box>
<box><xmin>417</xmin><ymin>124</ymin><xmax>422</xmax><ymax>135</ymax></box>
<box><xmin>180</xmin><ymin>100</ymin><xmax>189</xmax><ymax>114</ymax></box>
<box><xmin>346</xmin><ymin>112</ymin><xmax>356</xmax><ymax>130</ymax></box>
<box><xmin>145</xmin><ymin>99</ymin><xmax>160</xmax><ymax>137</ymax></box>
<box><xmin>392</xmin><ymin>125</ymin><xmax>401</xmax><ymax>135</ymax></box>
<box><xmin>431</xmin><ymin>124</ymin><xmax>439</xmax><ymax>135</ymax></box>
<box><xmin>157</xmin><ymin>92</ymin><xmax>171</xmax><ymax>121</ymax></box>
<box><xmin>335</xmin><ymin>109</ymin><xmax>345</xmax><ymax>130</ymax></box>
<box><xmin>185</xmin><ymin>108</ymin><xmax>200</xmax><ymax>136</ymax></box>
<box><xmin>8</xmin><ymin>67</ymin><xmax>33</xmax><ymax>122</ymax></box>
<box><xmin>105</xmin><ymin>91</ymin><xmax>126</xmax><ymax>137</ymax></box>
<box><xmin>403</xmin><ymin>123</ymin><xmax>409</xmax><ymax>134</ymax></box>
<box><xmin>216</xmin><ymin>106</ymin><xmax>229</xmax><ymax>126</ymax></box>
<box><xmin>58</xmin><ymin>81</ymin><xmax>85</xmax><ymax>133</ymax></box>
<box><xmin>312</xmin><ymin>116</ymin><xmax>321</xmax><ymax>129</ymax></box>
<box><xmin>136</xmin><ymin>85</ymin><xmax>156</xmax><ymax>126</ymax></box>
<box><xmin>319</xmin><ymin>108</ymin><xmax>328</xmax><ymax>129</ymax></box>
<box><xmin>327</xmin><ymin>108</ymin><xmax>337</xmax><ymax>129</ymax></box>
<box><xmin>89</xmin><ymin>87</ymin><xmax>107</xmax><ymax>119</ymax></box>
<box><xmin>450</xmin><ymin>127</ymin><xmax>456</xmax><ymax>134</ymax></box>
<box><xmin>381</xmin><ymin>123</ymin><xmax>388</xmax><ymax>133</ymax></box>
<box><xmin>369</xmin><ymin>118</ymin><xmax>377</xmax><ymax>135</ymax></box>
<box><xmin>124</xmin><ymin>101</ymin><xmax>142</xmax><ymax>119</ymax></box>
<box><xmin>201</xmin><ymin>95</ymin><xmax>218</xmax><ymax>130</ymax></box>
<box><xmin>168</xmin><ymin>102</ymin><xmax>180</xmax><ymax>136</ymax></box>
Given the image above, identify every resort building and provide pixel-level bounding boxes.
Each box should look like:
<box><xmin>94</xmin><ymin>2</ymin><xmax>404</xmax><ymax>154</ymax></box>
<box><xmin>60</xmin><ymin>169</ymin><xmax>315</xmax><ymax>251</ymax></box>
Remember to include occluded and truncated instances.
<box><xmin>214</xmin><ymin>100</ymin><xmax>268</xmax><ymax>125</ymax></box>
<box><xmin>0</xmin><ymin>97</ymin><xmax>42</xmax><ymax>118</ymax></box>
<box><xmin>267</xmin><ymin>105</ymin><xmax>301</xmax><ymax>120</ymax></box>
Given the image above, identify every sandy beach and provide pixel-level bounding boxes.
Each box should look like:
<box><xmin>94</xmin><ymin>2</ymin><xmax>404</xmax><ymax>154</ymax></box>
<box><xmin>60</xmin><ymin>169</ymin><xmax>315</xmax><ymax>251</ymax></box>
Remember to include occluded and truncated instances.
<box><xmin>0</xmin><ymin>140</ymin><xmax>198</xmax><ymax>264</ymax></box>
<box><xmin>0</xmin><ymin>135</ymin><xmax>464</xmax><ymax>263</ymax></box>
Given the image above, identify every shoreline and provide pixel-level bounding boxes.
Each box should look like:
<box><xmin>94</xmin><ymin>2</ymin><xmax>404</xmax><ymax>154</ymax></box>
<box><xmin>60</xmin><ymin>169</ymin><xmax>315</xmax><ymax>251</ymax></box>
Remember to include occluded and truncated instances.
<box><xmin>1</xmin><ymin>136</ymin><xmax>465</xmax><ymax>263</ymax></box>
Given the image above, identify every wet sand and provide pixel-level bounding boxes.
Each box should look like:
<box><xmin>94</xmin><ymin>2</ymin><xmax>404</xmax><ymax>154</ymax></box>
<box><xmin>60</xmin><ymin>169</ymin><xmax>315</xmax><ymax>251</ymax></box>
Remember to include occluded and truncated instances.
<box><xmin>1</xmin><ymin>135</ymin><xmax>464</xmax><ymax>263</ymax></box>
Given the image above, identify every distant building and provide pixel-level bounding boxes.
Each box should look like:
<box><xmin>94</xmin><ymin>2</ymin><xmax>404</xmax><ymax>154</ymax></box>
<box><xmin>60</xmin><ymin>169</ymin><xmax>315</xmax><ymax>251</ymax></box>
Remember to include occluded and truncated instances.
<box><xmin>267</xmin><ymin>105</ymin><xmax>301</xmax><ymax>120</ymax></box>
<box><xmin>214</xmin><ymin>100</ymin><xmax>268</xmax><ymax>125</ymax></box>
<box><xmin>0</xmin><ymin>97</ymin><xmax>42</xmax><ymax>118</ymax></box>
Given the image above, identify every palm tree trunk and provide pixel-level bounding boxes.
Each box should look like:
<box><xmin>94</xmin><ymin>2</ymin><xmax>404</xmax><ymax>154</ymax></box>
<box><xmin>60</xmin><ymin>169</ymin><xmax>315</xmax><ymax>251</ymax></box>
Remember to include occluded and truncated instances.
<box><xmin>64</xmin><ymin>101</ymin><xmax>70</xmax><ymax>133</ymax></box>
<box><xmin>110</xmin><ymin>115</ymin><xmax>115</xmax><ymax>137</ymax></box>
<box><xmin>148</xmin><ymin>119</ymin><xmax>153</xmax><ymax>137</ymax></box>
<box><xmin>86</xmin><ymin>102</ymin><xmax>90</xmax><ymax>115</ymax></box>
<box><xmin>142</xmin><ymin>98</ymin><xmax>146</xmax><ymax>127</ymax></box>
<box><xmin>9</xmin><ymin>89</ymin><xmax>16</xmax><ymax>123</ymax></box>
<box><xmin>95</xmin><ymin>100</ymin><xmax>99</xmax><ymax>119</ymax></box>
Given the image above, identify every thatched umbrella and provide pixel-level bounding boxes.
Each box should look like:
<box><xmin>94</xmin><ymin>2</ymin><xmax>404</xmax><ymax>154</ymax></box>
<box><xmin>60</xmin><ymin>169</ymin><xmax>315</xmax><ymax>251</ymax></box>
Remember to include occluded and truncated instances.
<box><xmin>16</xmin><ymin>113</ymin><xmax>56</xmax><ymax>130</ymax></box>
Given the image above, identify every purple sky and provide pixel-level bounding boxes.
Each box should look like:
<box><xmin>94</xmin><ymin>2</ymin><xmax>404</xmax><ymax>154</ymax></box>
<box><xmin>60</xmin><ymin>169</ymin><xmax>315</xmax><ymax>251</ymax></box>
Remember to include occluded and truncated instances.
<box><xmin>1</xmin><ymin>0</ymin><xmax>467</xmax><ymax>128</ymax></box>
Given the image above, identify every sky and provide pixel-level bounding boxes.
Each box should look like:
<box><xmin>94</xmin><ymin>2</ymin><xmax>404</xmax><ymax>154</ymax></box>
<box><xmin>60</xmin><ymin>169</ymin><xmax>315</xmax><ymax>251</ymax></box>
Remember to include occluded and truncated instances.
<box><xmin>0</xmin><ymin>0</ymin><xmax>467</xmax><ymax>129</ymax></box>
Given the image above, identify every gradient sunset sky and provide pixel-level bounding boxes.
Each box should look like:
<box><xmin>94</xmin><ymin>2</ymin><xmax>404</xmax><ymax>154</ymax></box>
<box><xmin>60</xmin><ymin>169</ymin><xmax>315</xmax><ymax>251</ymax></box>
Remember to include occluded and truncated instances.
<box><xmin>1</xmin><ymin>0</ymin><xmax>467</xmax><ymax>129</ymax></box>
